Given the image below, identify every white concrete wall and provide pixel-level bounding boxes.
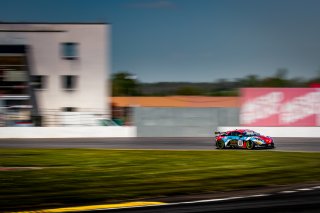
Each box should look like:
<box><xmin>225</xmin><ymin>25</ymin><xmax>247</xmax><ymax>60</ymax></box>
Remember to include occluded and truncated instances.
<box><xmin>0</xmin><ymin>23</ymin><xmax>110</xmax><ymax>122</ymax></box>
<box><xmin>218</xmin><ymin>126</ymin><xmax>320</xmax><ymax>137</ymax></box>
<box><xmin>0</xmin><ymin>127</ymin><xmax>137</xmax><ymax>138</ymax></box>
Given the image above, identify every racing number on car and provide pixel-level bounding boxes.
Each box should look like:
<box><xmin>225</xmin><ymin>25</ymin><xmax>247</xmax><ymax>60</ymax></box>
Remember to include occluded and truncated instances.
<box><xmin>238</xmin><ymin>140</ymin><xmax>243</xmax><ymax>147</ymax></box>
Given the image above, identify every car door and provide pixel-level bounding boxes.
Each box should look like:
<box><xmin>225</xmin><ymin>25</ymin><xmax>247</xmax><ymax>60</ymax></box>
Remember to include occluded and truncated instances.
<box><xmin>227</xmin><ymin>131</ymin><xmax>240</xmax><ymax>147</ymax></box>
<box><xmin>237</xmin><ymin>132</ymin><xmax>245</xmax><ymax>147</ymax></box>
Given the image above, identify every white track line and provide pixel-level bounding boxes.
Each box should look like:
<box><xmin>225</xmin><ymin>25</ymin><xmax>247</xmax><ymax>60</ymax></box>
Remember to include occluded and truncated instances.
<box><xmin>102</xmin><ymin>187</ymin><xmax>320</xmax><ymax>211</ymax></box>
<box><xmin>279</xmin><ymin>190</ymin><xmax>296</xmax><ymax>194</ymax></box>
<box><xmin>170</xmin><ymin>196</ymin><xmax>245</xmax><ymax>205</ymax></box>
<box><xmin>100</xmin><ymin>195</ymin><xmax>271</xmax><ymax>211</ymax></box>
<box><xmin>297</xmin><ymin>188</ymin><xmax>313</xmax><ymax>191</ymax></box>
<box><xmin>246</xmin><ymin>194</ymin><xmax>270</xmax><ymax>198</ymax></box>
<box><xmin>40</xmin><ymin>185</ymin><xmax>320</xmax><ymax>212</ymax></box>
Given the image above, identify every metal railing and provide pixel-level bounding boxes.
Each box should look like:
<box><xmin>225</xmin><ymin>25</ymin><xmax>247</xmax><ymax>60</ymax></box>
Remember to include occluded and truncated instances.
<box><xmin>0</xmin><ymin>108</ymin><xmax>133</xmax><ymax>127</ymax></box>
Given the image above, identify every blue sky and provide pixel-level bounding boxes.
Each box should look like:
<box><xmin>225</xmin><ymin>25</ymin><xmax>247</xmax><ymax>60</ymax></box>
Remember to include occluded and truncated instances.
<box><xmin>1</xmin><ymin>0</ymin><xmax>320</xmax><ymax>82</ymax></box>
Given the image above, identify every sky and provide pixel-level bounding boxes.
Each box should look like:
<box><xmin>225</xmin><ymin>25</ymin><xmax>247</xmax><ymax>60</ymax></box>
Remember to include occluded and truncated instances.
<box><xmin>1</xmin><ymin>0</ymin><xmax>320</xmax><ymax>82</ymax></box>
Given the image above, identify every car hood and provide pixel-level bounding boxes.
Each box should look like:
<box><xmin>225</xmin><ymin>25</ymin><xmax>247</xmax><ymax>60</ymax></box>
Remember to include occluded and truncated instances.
<box><xmin>253</xmin><ymin>135</ymin><xmax>272</xmax><ymax>143</ymax></box>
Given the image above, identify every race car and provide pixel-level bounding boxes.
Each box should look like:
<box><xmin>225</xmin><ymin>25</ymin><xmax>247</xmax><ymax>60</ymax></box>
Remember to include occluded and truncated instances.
<box><xmin>214</xmin><ymin>129</ymin><xmax>275</xmax><ymax>149</ymax></box>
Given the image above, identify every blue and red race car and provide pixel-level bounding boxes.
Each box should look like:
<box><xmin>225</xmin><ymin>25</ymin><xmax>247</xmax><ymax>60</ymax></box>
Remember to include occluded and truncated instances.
<box><xmin>215</xmin><ymin>129</ymin><xmax>275</xmax><ymax>149</ymax></box>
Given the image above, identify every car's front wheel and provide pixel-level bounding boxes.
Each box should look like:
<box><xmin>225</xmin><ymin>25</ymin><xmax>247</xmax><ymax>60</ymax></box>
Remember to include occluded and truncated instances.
<box><xmin>216</xmin><ymin>140</ymin><xmax>225</xmax><ymax>149</ymax></box>
<box><xmin>246</xmin><ymin>140</ymin><xmax>255</xmax><ymax>150</ymax></box>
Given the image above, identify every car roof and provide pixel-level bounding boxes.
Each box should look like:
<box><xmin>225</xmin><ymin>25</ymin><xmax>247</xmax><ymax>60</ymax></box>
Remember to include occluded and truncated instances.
<box><xmin>225</xmin><ymin>129</ymin><xmax>257</xmax><ymax>134</ymax></box>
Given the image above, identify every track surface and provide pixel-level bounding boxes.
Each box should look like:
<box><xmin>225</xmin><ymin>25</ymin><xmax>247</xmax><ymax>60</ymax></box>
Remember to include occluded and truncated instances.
<box><xmin>103</xmin><ymin>188</ymin><xmax>320</xmax><ymax>213</ymax></box>
<box><xmin>0</xmin><ymin>137</ymin><xmax>319</xmax><ymax>151</ymax></box>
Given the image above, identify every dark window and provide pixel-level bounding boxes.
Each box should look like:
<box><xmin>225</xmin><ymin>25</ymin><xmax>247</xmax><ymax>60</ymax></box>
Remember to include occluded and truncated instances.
<box><xmin>32</xmin><ymin>75</ymin><xmax>46</xmax><ymax>89</ymax></box>
<box><xmin>62</xmin><ymin>107</ymin><xmax>77</xmax><ymax>112</ymax></box>
<box><xmin>61</xmin><ymin>43</ymin><xmax>79</xmax><ymax>59</ymax></box>
<box><xmin>230</xmin><ymin>131</ymin><xmax>240</xmax><ymax>136</ymax></box>
<box><xmin>62</xmin><ymin>75</ymin><xmax>77</xmax><ymax>90</ymax></box>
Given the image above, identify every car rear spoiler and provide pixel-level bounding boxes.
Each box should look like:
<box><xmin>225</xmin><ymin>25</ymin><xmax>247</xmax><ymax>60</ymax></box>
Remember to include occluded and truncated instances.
<box><xmin>214</xmin><ymin>131</ymin><xmax>226</xmax><ymax>135</ymax></box>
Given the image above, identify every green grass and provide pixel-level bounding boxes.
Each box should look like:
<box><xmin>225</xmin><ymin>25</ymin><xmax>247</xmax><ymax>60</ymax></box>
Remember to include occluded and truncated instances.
<box><xmin>1</xmin><ymin>149</ymin><xmax>320</xmax><ymax>211</ymax></box>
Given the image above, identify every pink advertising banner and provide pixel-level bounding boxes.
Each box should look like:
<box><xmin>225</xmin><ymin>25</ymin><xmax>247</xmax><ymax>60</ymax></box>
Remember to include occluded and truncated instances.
<box><xmin>240</xmin><ymin>88</ymin><xmax>320</xmax><ymax>126</ymax></box>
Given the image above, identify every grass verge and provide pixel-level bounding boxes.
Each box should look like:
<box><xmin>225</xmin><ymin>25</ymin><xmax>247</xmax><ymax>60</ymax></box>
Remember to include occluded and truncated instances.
<box><xmin>1</xmin><ymin>149</ymin><xmax>320</xmax><ymax>211</ymax></box>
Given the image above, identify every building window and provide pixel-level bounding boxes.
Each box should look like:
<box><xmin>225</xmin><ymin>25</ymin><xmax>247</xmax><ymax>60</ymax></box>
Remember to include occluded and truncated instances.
<box><xmin>62</xmin><ymin>75</ymin><xmax>77</xmax><ymax>90</ymax></box>
<box><xmin>61</xmin><ymin>43</ymin><xmax>79</xmax><ymax>59</ymax></box>
<box><xmin>32</xmin><ymin>75</ymin><xmax>46</xmax><ymax>89</ymax></box>
<box><xmin>62</xmin><ymin>107</ymin><xmax>77</xmax><ymax>112</ymax></box>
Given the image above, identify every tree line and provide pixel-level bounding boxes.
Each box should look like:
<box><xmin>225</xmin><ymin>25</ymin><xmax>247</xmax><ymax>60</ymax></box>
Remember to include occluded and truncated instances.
<box><xmin>111</xmin><ymin>69</ymin><xmax>320</xmax><ymax>96</ymax></box>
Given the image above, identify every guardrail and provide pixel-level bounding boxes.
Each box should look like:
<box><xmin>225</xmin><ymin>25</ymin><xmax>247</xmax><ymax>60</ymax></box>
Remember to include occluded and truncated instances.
<box><xmin>0</xmin><ymin>108</ymin><xmax>131</xmax><ymax>127</ymax></box>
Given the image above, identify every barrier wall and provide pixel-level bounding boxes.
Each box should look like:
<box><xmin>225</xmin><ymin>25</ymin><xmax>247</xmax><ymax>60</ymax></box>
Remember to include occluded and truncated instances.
<box><xmin>134</xmin><ymin>107</ymin><xmax>240</xmax><ymax>137</ymax></box>
<box><xmin>0</xmin><ymin>127</ymin><xmax>137</xmax><ymax>138</ymax></box>
<box><xmin>0</xmin><ymin>125</ymin><xmax>318</xmax><ymax>138</ymax></box>
<box><xmin>218</xmin><ymin>126</ymin><xmax>320</xmax><ymax>138</ymax></box>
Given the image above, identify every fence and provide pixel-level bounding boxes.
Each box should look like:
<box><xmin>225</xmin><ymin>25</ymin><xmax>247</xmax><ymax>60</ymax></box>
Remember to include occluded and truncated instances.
<box><xmin>133</xmin><ymin>107</ymin><xmax>240</xmax><ymax>137</ymax></box>
<box><xmin>0</xmin><ymin>108</ymin><xmax>117</xmax><ymax>127</ymax></box>
<box><xmin>40</xmin><ymin>110</ymin><xmax>112</xmax><ymax>127</ymax></box>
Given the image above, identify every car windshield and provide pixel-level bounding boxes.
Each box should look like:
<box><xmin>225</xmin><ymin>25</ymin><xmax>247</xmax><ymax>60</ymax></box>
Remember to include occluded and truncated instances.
<box><xmin>245</xmin><ymin>131</ymin><xmax>260</xmax><ymax>136</ymax></box>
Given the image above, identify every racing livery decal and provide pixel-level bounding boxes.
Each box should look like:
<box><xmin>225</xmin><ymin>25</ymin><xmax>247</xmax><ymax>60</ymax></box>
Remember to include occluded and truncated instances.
<box><xmin>215</xmin><ymin>129</ymin><xmax>275</xmax><ymax>150</ymax></box>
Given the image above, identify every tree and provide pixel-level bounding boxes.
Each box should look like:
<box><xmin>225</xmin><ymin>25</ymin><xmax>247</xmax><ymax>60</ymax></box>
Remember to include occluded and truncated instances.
<box><xmin>175</xmin><ymin>86</ymin><xmax>203</xmax><ymax>96</ymax></box>
<box><xmin>261</xmin><ymin>68</ymin><xmax>289</xmax><ymax>87</ymax></box>
<box><xmin>238</xmin><ymin>75</ymin><xmax>260</xmax><ymax>87</ymax></box>
<box><xmin>275</xmin><ymin>68</ymin><xmax>288</xmax><ymax>79</ymax></box>
<box><xmin>111</xmin><ymin>72</ymin><xmax>140</xmax><ymax>96</ymax></box>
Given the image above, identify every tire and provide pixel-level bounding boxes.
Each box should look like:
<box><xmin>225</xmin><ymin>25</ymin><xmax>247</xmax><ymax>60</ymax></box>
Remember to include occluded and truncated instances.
<box><xmin>246</xmin><ymin>140</ymin><xmax>255</xmax><ymax>150</ymax></box>
<box><xmin>216</xmin><ymin>140</ymin><xmax>225</xmax><ymax>149</ymax></box>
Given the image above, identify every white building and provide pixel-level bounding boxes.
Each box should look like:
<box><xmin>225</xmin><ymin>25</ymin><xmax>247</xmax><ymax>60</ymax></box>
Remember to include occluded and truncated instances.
<box><xmin>0</xmin><ymin>22</ymin><xmax>110</xmax><ymax>126</ymax></box>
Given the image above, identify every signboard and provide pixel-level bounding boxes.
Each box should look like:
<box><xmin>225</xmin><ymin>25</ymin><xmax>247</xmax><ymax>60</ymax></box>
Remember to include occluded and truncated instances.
<box><xmin>240</xmin><ymin>88</ymin><xmax>320</xmax><ymax>126</ymax></box>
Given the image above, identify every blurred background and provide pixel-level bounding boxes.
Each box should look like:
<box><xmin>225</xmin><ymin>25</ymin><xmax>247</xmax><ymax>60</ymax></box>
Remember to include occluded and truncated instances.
<box><xmin>1</xmin><ymin>1</ymin><xmax>320</xmax><ymax>212</ymax></box>
<box><xmin>1</xmin><ymin>0</ymin><xmax>320</xmax><ymax>134</ymax></box>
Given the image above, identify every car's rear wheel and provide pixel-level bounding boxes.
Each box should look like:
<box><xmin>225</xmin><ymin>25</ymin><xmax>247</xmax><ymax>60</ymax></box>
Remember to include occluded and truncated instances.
<box><xmin>246</xmin><ymin>140</ymin><xmax>255</xmax><ymax>150</ymax></box>
<box><xmin>216</xmin><ymin>140</ymin><xmax>225</xmax><ymax>149</ymax></box>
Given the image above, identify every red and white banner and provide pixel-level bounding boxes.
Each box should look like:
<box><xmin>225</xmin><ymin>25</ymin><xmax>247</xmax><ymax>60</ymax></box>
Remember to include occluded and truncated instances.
<box><xmin>240</xmin><ymin>88</ymin><xmax>320</xmax><ymax>126</ymax></box>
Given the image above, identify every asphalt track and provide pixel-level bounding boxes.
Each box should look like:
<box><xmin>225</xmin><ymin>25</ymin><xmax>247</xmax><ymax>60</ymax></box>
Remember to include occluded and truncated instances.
<box><xmin>102</xmin><ymin>187</ymin><xmax>320</xmax><ymax>213</ymax></box>
<box><xmin>0</xmin><ymin>137</ymin><xmax>319</xmax><ymax>152</ymax></box>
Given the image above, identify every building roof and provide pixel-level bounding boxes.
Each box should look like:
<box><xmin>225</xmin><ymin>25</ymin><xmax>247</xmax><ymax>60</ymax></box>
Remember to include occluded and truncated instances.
<box><xmin>111</xmin><ymin>96</ymin><xmax>240</xmax><ymax>108</ymax></box>
<box><xmin>0</xmin><ymin>22</ymin><xmax>110</xmax><ymax>32</ymax></box>
<box><xmin>0</xmin><ymin>22</ymin><xmax>109</xmax><ymax>25</ymax></box>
